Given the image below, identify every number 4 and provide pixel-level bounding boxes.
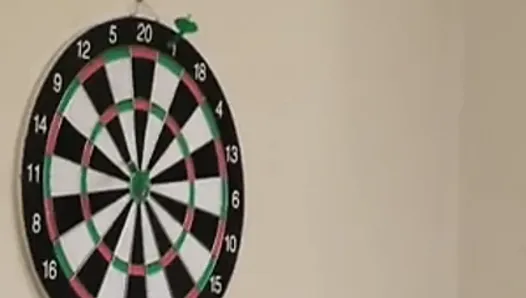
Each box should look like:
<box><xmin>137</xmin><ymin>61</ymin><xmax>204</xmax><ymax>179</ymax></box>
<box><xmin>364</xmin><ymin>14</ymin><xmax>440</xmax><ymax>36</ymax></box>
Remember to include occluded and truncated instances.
<box><xmin>215</xmin><ymin>101</ymin><xmax>223</xmax><ymax>118</ymax></box>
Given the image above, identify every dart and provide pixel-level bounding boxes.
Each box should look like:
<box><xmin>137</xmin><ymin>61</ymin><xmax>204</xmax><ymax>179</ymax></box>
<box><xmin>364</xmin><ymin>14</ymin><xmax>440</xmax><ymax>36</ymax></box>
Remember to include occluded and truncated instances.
<box><xmin>168</xmin><ymin>14</ymin><xmax>199</xmax><ymax>50</ymax></box>
<box><xmin>174</xmin><ymin>14</ymin><xmax>199</xmax><ymax>36</ymax></box>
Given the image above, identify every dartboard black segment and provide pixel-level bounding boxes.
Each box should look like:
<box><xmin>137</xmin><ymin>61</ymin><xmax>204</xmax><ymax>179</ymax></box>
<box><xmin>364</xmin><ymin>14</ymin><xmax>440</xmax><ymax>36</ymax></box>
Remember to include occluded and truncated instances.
<box><xmin>20</xmin><ymin>16</ymin><xmax>244</xmax><ymax>298</ymax></box>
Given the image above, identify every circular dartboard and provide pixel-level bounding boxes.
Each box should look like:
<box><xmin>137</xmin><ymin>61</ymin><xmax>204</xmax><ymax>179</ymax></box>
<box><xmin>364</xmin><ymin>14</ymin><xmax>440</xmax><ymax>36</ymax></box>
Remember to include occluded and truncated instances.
<box><xmin>18</xmin><ymin>16</ymin><xmax>244</xmax><ymax>298</ymax></box>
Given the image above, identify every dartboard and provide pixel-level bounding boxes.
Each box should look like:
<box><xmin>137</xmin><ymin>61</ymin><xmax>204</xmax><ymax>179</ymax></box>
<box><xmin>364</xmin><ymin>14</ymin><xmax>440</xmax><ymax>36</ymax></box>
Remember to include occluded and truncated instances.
<box><xmin>19</xmin><ymin>16</ymin><xmax>244</xmax><ymax>298</ymax></box>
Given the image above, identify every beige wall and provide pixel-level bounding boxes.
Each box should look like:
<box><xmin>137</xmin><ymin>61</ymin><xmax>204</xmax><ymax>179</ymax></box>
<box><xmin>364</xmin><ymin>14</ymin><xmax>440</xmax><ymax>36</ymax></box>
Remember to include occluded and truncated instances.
<box><xmin>0</xmin><ymin>0</ymin><xmax>461</xmax><ymax>297</ymax></box>
<box><xmin>460</xmin><ymin>1</ymin><xmax>526</xmax><ymax>297</ymax></box>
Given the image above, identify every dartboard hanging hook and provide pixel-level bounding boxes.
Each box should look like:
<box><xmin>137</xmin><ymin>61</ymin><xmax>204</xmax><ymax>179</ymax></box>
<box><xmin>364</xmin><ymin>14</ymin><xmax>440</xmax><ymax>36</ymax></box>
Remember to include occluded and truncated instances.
<box><xmin>130</xmin><ymin>0</ymin><xmax>160</xmax><ymax>20</ymax></box>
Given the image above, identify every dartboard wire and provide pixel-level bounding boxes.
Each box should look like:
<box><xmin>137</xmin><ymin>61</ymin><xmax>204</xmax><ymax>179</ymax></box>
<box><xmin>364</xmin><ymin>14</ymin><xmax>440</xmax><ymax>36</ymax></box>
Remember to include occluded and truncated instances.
<box><xmin>75</xmin><ymin>56</ymin><xmax>201</xmax><ymax>277</ymax></box>
<box><xmin>14</xmin><ymin>23</ymin><xmax>105</xmax><ymax>298</ymax></box>
<box><xmin>146</xmin><ymin>95</ymin><xmax>228</xmax><ymax>297</ymax></box>
<box><xmin>138</xmin><ymin>62</ymin><xmax>231</xmax><ymax>288</ymax></box>
<box><xmin>75</xmin><ymin>89</ymin><xmax>209</xmax><ymax>288</ymax></box>
<box><xmin>60</xmin><ymin>197</ymin><xmax>134</xmax><ymax>298</ymax></box>
<box><xmin>71</xmin><ymin>57</ymin><xmax>134</xmax><ymax>177</ymax></box>
<box><xmin>138</xmin><ymin>51</ymin><xmax>231</xmax><ymax>293</ymax></box>
<box><xmin>147</xmin><ymin>92</ymin><xmax>218</xmax><ymax>180</ymax></box>
<box><xmin>62</xmin><ymin>203</ymin><xmax>128</xmax><ymax>290</ymax></box>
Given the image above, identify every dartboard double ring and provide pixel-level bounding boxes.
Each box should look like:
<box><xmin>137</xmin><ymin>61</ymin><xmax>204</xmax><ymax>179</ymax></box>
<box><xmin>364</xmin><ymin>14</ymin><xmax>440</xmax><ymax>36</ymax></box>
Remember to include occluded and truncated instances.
<box><xmin>19</xmin><ymin>16</ymin><xmax>244</xmax><ymax>298</ymax></box>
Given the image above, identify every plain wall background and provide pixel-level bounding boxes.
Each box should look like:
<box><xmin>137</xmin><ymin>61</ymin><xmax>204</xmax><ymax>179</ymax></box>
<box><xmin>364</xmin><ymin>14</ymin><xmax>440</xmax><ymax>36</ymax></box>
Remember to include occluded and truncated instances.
<box><xmin>460</xmin><ymin>0</ymin><xmax>526</xmax><ymax>297</ymax></box>
<box><xmin>0</xmin><ymin>0</ymin><xmax>462</xmax><ymax>297</ymax></box>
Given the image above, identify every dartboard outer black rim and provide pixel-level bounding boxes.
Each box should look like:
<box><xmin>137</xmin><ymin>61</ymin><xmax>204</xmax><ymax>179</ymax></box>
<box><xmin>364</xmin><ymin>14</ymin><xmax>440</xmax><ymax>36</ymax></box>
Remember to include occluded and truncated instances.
<box><xmin>18</xmin><ymin>15</ymin><xmax>244</xmax><ymax>298</ymax></box>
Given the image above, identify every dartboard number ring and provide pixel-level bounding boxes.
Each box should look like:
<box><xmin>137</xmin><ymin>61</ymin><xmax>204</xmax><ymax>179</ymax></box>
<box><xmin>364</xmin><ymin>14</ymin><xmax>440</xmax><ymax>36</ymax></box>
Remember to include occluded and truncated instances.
<box><xmin>19</xmin><ymin>16</ymin><xmax>244</xmax><ymax>298</ymax></box>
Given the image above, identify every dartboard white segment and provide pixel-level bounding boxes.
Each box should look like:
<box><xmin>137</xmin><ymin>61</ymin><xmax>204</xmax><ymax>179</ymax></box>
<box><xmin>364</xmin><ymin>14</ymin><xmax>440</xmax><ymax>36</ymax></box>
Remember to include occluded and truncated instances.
<box><xmin>20</xmin><ymin>16</ymin><xmax>244</xmax><ymax>298</ymax></box>
<box><xmin>59</xmin><ymin>222</ymin><xmax>95</xmax><ymax>274</ymax></box>
<box><xmin>97</xmin><ymin>266</ymin><xmax>128</xmax><ymax>298</ymax></box>
<box><xmin>119</xmin><ymin>111</ymin><xmax>139</xmax><ymax>166</ymax></box>
<box><xmin>179</xmin><ymin>231</ymin><xmax>211</xmax><ymax>283</ymax></box>
<box><xmin>146</xmin><ymin>270</ymin><xmax>172</xmax><ymax>298</ymax></box>
<box><xmin>91</xmin><ymin>194</ymin><xmax>130</xmax><ymax>237</ymax></box>
<box><xmin>141</xmin><ymin>113</ymin><xmax>165</xmax><ymax>170</ymax></box>
<box><xmin>181</xmin><ymin>108</ymin><xmax>213</xmax><ymax>154</ymax></box>
<box><xmin>62</xmin><ymin>84</ymin><xmax>93</xmax><ymax>122</ymax></box>
<box><xmin>49</xmin><ymin>156</ymin><xmax>82</xmax><ymax>197</ymax></box>
<box><xmin>95</xmin><ymin>129</ymin><xmax>130</xmax><ymax>172</ymax></box>
<box><xmin>150</xmin><ymin>181</ymin><xmax>190</xmax><ymax>206</ymax></box>
<box><xmin>113</xmin><ymin>203</ymin><xmax>138</xmax><ymax>261</ymax></box>
<box><xmin>105</xmin><ymin>58</ymin><xmax>134</xmax><ymax>102</ymax></box>
<box><xmin>194</xmin><ymin>177</ymin><xmax>223</xmax><ymax>217</ymax></box>
<box><xmin>86</xmin><ymin>167</ymin><xmax>128</xmax><ymax>193</ymax></box>
<box><xmin>139</xmin><ymin>203</ymin><xmax>159</xmax><ymax>264</ymax></box>
<box><xmin>62</xmin><ymin>85</ymin><xmax>127</xmax><ymax>174</ymax></box>
<box><xmin>148</xmin><ymin>138</ymin><xmax>184</xmax><ymax>178</ymax></box>
<box><xmin>148</xmin><ymin>197</ymin><xmax>184</xmax><ymax>241</ymax></box>
<box><xmin>150</xmin><ymin>62</ymin><xmax>180</xmax><ymax>112</ymax></box>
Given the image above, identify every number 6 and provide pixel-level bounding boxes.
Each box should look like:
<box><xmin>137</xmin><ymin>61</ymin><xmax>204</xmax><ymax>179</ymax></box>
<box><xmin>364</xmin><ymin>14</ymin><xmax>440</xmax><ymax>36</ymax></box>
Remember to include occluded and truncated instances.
<box><xmin>231</xmin><ymin>190</ymin><xmax>240</xmax><ymax>209</ymax></box>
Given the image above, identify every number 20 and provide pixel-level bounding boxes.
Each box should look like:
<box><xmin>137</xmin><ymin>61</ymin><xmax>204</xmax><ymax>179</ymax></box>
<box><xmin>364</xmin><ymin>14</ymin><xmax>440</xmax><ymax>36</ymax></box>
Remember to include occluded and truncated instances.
<box><xmin>136</xmin><ymin>22</ymin><xmax>153</xmax><ymax>43</ymax></box>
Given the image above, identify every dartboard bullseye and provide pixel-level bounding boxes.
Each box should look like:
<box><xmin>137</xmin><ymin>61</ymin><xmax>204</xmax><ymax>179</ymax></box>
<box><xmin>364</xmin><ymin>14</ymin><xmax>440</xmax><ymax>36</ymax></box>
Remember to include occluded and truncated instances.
<box><xmin>19</xmin><ymin>16</ymin><xmax>244</xmax><ymax>298</ymax></box>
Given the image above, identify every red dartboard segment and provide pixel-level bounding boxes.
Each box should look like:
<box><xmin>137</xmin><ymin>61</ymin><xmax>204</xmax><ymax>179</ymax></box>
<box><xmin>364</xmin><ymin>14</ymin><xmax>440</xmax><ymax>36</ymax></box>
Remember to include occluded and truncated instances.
<box><xmin>70</xmin><ymin>278</ymin><xmax>93</xmax><ymax>298</ymax></box>
<box><xmin>20</xmin><ymin>16</ymin><xmax>244</xmax><ymax>298</ymax></box>
<box><xmin>43</xmin><ymin>199</ymin><xmax>59</xmax><ymax>242</ymax></box>
<box><xmin>131</xmin><ymin>45</ymin><xmax>158</xmax><ymax>60</ymax></box>
<box><xmin>44</xmin><ymin>114</ymin><xmax>63</xmax><ymax>155</ymax></box>
<box><xmin>183</xmin><ymin>73</ymin><xmax>206</xmax><ymax>106</ymax></box>
<box><xmin>78</xmin><ymin>58</ymin><xmax>105</xmax><ymax>83</ymax></box>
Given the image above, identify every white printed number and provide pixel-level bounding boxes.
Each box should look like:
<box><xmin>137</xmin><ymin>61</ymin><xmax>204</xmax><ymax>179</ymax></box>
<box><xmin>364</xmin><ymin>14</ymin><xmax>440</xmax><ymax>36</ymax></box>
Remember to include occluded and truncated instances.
<box><xmin>210</xmin><ymin>275</ymin><xmax>223</xmax><ymax>294</ymax></box>
<box><xmin>108</xmin><ymin>24</ymin><xmax>118</xmax><ymax>44</ymax></box>
<box><xmin>136</xmin><ymin>22</ymin><xmax>153</xmax><ymax>43</ymax></box>
<box><xmin>31</xmin><ymin>213</ymin><xmax>42</xmax><ymax>234</ymax></box>
<box><xmin>52</xmin><ymin>73</ymin><xmax>62</xmax><ymax>93</ymax></box>
<box><xmin>215</xmin><ymin>101</ymin><xmax>223</xmax><ymax>118</ymax></box>
<box><xmin>226</xmin><ymin>145</ymin><xmax>239</xmax><ymax>164</ymax></box>
<box><xmin>231</xmin><ymin>190</ymin><xmax>240</xmax><ymax>209</ymax></box>
<box><xmin>76</xmin><ymin>40</ymin><xmax>91</xmax><ymax>60</ymax></box>
<box><xmin>42</xmin><ymin>259</ymin><xmax>57</xmax><ymax>280</ymax></box>
<box><xmin>224</xmin><ymin>234</ymin><xmax>238</xmax><ymax>253</ymax></box>
<box><xmin>27</xmin><ymin>164</ymin><xmax>41</xmax><ymax>183</ymax></box>
<box><xmin>193</xmin><ymin>62</ymin><xmax>207</xmax><ymax>82</ymax></box>
<box><xmin>33</xmin><ymin>114</ymin><xmax>47</xmax><ymax>134</ymax></box>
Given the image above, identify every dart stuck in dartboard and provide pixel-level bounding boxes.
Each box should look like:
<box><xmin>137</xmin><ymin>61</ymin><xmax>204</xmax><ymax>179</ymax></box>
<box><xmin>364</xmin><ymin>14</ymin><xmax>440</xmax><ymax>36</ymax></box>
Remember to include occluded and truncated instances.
<box><xmin>168</xmin><ymin>15</ymin><xmax>199</xmax><ymax>52</ymax></box>
<box><xmin>19</xmin><ymin>13</ymin><xmax>244</xmax><ymax>298</ymax></box>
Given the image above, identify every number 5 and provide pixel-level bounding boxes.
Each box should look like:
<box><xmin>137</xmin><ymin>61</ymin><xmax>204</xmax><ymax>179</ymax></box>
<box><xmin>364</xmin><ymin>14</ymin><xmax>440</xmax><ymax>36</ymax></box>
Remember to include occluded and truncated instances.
<box><xmin>108</xmin><ymin>24</ymin><xmax>118</xmax><ymax>44</ymax></box>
